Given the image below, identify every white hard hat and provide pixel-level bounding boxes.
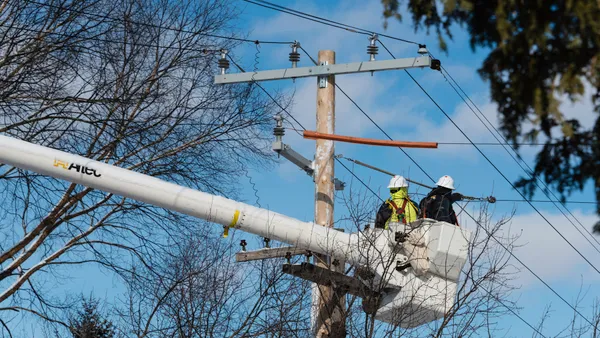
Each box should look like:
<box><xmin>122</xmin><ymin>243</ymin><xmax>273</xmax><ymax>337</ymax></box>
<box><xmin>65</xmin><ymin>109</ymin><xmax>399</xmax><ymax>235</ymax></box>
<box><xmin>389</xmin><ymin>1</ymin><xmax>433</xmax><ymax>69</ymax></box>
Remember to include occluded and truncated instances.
<box><xmin>388</xmin><ymin>175</ymin><xmax>408</xmax><ymax>188</ymax></box>
<box><xmin>436</xmin><ymin>175</ymin><xmax>455</xmax><ymax>190</ymax></box>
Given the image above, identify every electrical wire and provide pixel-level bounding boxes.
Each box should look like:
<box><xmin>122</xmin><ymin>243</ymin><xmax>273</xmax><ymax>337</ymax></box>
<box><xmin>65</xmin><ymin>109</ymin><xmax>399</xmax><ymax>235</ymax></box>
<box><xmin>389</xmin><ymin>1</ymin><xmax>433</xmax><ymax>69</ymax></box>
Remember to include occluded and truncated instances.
<box><xmin>244</xmin><ymin>0</ymin><xmax>371</xmax><ymax>37</ymax></box>
<box><xmin>496</xmin><ymin>199</ymin><xmax>598</xmax><ymax>204</ymax></box>
<box><xmin>18</xmin><ymin>0</ymin><xmax>294</xmax><ymax>45</ymax></box>
<box><xmin>243</xmin><ymin>0</ymin><xmax>420</xmax><ymax>45</ymax></box>
<box><xmin>0</xmin><ymin>23</ymin><xmax>220</xmax><ymax>55</ymax></box>
<box><xmin>294</xmin><ymin>47</ymin><xmax>588</xmax><ymax>330</ymax></box>
<box><xmin>226</xmin><ymin>55</ymin><xmax>384</xmax><ymax>204</ymax></box>
<box><xmin>229</xmin><ymin>3</ymin><xmax>593</xmax><ymax>330</ymax></box>
<box><xmin>226</xmin><ymin>56</ymin><xmax>305</xmax><ymax>130</ymax></box>
<box><xmin>435</xmin><ymin>63</ymin><xmax>600</xmax><ymax>251</ymax></box>
<box><xmin>227</xmin><ymin>44</ymin><xmax>556</xmax><ymax>335</ymax></box>
<box><xmin>299</xmin><ymin>45</ymin><xmax>434</xmax><ymax>183</ymax></box>
<box><xmin>437</xmin><ymin>142</ymin><xmax>568</xmax><ymax>146</ymax></box>
<box><xmin>374</xmin><ymin>40</ymin><xmax>598</xmax><ymax>324</ymax></box>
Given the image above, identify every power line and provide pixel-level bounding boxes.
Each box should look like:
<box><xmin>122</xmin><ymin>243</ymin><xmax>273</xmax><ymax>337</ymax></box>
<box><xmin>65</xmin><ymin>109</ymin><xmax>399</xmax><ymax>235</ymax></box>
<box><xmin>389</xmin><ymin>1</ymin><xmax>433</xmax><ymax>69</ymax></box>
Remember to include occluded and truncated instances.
<box><xmin>0</xmin><ymin>23</ymin><xmax>221</xmax><ymax>55</ymax></box>
<box><xmin>437</xmin><ymin>142</ymin><xmax>571</xmax><ymax>146</ymax></box>
<box><xmin>435</xmin><ymin>63</ymin><xmax>600</xmax><ymax>253</ymax></box>
<box><xmin>19</xmin><ymin>0</ymin><xmax>294</xmax><ymax>45</ymax></box>
<box><xmin>243</xmin><ymin>0</ymin><xmax>371</xmax><ymax>37</ymax></box>
<box><xmin>339</xmin><ymin>155</ymin><xmax>599</xmax><ymax>205</ymax></box>
<box><xmin>225</xmin><ymin>2</ymin><xmax>595</xmax><ymax>328</ymax></box>
<box><xmin>226</xmin><ymin>55</ymin><xmax>384</xmax><ymax>203</ymax></box>
<box><xmin>375</xmin><ymin>40</ymin><xmax>599</xmax><ymax>324</ymax></box>
<box><xmin>298</xmin><ymin>46</ymin><xmax>434</xmax><ymax>183</ymax></box>
<box><xmin>231</xmin><ymin>39</ymin><xmax>558</xmax><ymax>334</ymax></box>
<box><xmin>496</xmin><ymin>199</ymin><xmax>598</xmax><ymax>205</ymax></box>
<box><xmin>293</xmin><ymin>48</ymin><xmax>580</xmax><ymax>331</ymax></box>
<box><xmin>249</xmin><ymin>3</ymin><xmax>600</xmax><ymax>320</ymax></box>
<box><xmin>243</xmin><ymin>0</ymin><xmax>420</xmax><ymax>45</ymax></box>
<box><xmin>480</xmin><ymin>285</ymin><xmax>548</xmax><ymax>338</ymax></box>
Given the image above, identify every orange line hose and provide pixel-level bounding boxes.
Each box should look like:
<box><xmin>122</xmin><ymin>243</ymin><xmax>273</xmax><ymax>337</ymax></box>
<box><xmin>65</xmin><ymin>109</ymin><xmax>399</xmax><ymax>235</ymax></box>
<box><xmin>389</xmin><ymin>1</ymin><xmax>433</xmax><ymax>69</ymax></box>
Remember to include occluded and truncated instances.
<box><xmin>303</xmin><ymin>131</ymin><xmax>438</xmax><ymax>149</ymax></box>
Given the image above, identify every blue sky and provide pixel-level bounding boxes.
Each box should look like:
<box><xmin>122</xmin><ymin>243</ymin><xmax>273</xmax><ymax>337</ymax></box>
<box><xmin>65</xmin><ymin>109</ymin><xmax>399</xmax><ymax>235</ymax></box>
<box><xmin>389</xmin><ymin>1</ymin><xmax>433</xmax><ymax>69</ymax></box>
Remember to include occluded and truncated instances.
<box><xmin>229</xmin><ymin>0</ymin><xmax>600</xmax><ymax>335</ymax></box>
<box><xmin>13</xmin><ymin>0</ymin><xmax>600</xmax><ymax>336</ymax></box>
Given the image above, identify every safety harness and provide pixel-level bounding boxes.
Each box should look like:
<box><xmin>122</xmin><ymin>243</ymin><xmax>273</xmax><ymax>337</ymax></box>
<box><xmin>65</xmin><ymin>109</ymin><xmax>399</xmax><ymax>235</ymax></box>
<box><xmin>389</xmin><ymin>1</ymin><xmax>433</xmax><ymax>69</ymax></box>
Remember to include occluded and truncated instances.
<box><xmin>387</xmin><ymin>199</ymin><xmax>409</xmax><ymax>228</ymax></box>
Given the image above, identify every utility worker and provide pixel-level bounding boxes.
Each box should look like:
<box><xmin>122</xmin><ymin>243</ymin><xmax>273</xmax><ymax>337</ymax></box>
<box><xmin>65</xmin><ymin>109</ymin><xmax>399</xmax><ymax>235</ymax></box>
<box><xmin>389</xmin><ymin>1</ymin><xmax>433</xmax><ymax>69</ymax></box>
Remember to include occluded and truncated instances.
<box><xmin>374</xmin><ymin>175</ymin><xmax>419</xmax><ymax>230</ymax></box>
<box><xmin>419</xmin><ymin>175</ymin><xmax>463</xmax><ymax>226</ymax></box>
<box><xmin>374</xmin><ymin>175</ymin><xmax>428</xmax><ymax>276</ymax></box>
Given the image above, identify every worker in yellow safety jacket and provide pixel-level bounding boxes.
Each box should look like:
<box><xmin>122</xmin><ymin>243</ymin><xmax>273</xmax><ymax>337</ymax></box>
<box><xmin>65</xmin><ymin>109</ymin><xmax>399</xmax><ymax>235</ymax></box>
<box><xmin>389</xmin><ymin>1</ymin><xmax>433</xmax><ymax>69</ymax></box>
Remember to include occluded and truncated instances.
<box><xmin>375</xmin><ymin>175</ymin><xmax>428</xmax><ymax>276</ymax></box>
<box><xmin>374</xmin><ymin>175</ymin><xmax>419</xmax><ymax>229</ymax></box>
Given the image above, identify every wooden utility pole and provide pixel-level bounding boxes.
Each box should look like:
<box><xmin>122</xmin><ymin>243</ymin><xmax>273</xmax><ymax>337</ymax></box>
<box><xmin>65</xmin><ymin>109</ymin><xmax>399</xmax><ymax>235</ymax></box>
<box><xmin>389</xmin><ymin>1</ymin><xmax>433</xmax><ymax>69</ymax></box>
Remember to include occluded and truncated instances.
<box><xmin>313</xmin><ymin>50</ymin><xmax>345</xmax><ymax>338</ymax></box>
<box><xmin>214</xmin><ymin>44</ymin><xmax>439</xmax><ymax>337</ymax></box>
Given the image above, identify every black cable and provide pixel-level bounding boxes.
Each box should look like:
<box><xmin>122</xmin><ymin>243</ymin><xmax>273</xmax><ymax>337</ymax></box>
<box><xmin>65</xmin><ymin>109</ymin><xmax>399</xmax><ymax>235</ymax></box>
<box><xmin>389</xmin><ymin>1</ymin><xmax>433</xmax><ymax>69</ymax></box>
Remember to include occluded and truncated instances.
<box><xmin>378</xmin><ymin>38</ymin><xmax>600</xmax><ymax>272</ymax></box>
<box><xmin>479</xmin><ymin>285</ymin><xmax>548</xmax><ymax>338</ymax></box>
<box><xmin>0</xmin><ymin>23</ymin><xmax>220</xmax><ymax>55</ymax></box>
<box><xmin>243</xmin><ymin>0</ymin><xmax>420</xmax><ymax>45</ymax></box>
<box><xmin>436</xmin><ymin>63</ymin><xmax>600</xmax><ymax>251</ymax></box>
<box><xmin>226</xmin><ymin>55</ymin><xmax>383</xmax><ymax>203</ymax></box>
<box><xmin>438</xmin><ymin>68</ymin><xmax>600</xmax><ymax>255</ymax></box>
<box><xmin>299</xmin><ymin>45</ymin><xmax>435</xmax><ymax>184</ymax></box>
<box><xmin>244</xmin><ymin>0</ymin><xmax>371</xmax><ymax>38</ymax></box>
<box><xmin>376</xmin><ymin>40</ymin><xmax>600</xmax><ymax>324</ymax></box>
<box><xmin>19</xmin><ymin>0</ymin><xmax>294</xmax><ymax>45</ymax></box>
<box><xmin>409</xmin><ymin>66</ymin><xmax>600</xmax><ymax>274</ymax></box>
<box><xmin>298</xmin><ymin>41</ymin><xmax>593</xmax><ymax>328</ymax></box>
<box><xmin>438</xmin><ymin>142</ymin><xmax>567</xmax><ymax>146</ymax></box>
<box><xmin>227</xmin><ymin>56</ymin><xmax>306</xmax><ymax>130</ymax></box>
<box><xmin>496</xmin><ymin>199</ymin><xmax>598</xmax><ymax>204</ymax></box>
<box><xmin>335</xmin><ymin>158</ymin><xmax>384</xmax><ymax>203</ymax></box>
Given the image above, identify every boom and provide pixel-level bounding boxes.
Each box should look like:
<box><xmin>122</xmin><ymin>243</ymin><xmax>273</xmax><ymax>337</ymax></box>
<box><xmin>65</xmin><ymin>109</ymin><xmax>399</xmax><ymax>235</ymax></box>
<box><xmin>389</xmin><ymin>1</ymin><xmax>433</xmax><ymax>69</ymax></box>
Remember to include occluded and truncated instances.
<box><xmin>0</xmin><ymin>135</ymin><xmax>361</xmax><ymax>264</ymax></box>
<box><xmin>0</xmin><ymin>134</ymin><xmax>471</xmax><ymax>328</ymax></box>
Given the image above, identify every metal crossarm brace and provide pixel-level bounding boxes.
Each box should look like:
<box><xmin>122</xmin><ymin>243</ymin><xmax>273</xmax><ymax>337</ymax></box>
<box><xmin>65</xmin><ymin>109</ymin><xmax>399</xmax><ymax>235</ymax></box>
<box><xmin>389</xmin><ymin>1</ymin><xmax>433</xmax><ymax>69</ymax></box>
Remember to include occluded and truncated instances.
<box><xmin>272</xmin><ymin>141</ymin><xmax>314</xmax><ymax>176</ymax></box>
<box><xmin>215</xmin><ymin>56</ymin><xmax>433</xmax><ymax>84</ymax></box>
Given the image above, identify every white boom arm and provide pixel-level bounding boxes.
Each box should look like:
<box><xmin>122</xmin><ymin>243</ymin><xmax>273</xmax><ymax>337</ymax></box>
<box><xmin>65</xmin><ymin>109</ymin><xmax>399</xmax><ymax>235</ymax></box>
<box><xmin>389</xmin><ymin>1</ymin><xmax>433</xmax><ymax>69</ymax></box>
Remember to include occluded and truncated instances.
<box><xmin>0</xmin><ymin>134</ymin><xmax>471</xmax><ymax>328</ymax></box>
<box><xmin>0</xmin><ymin>135</ymin><xmax>361</xmax><ymax>265</ymax></box>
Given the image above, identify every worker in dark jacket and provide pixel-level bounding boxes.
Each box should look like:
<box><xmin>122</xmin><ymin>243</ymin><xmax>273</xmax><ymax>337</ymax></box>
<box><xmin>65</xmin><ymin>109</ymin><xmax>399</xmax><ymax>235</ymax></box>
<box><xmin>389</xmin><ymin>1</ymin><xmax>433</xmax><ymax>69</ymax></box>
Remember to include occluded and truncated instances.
<box><xmin>375</xmin><ymin>175</ymin><xmax>419</xmax><ymax>229</ymax></box>
<box><xmin>419</xmin><ymin>175</ymin><xmax>463</xmax><ymax>225</ymax></box>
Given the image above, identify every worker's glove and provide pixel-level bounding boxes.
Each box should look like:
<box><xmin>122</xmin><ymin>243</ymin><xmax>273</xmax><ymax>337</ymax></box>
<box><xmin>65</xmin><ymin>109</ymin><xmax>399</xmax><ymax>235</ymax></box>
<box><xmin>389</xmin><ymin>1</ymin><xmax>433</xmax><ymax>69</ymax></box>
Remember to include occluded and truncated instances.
<box><xmin>487</xmin><ymin>196</ymin><xmax>496</xmax><ymax>203</ymax></box>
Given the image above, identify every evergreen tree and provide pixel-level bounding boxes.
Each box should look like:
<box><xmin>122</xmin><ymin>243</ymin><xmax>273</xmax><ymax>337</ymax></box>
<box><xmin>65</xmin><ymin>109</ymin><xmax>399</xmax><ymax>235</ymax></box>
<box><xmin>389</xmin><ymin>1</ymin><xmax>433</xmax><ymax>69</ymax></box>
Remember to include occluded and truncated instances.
<box><xmin>381</xmin><ymin>0</ymin><xmax>600</xmax><ymax>225</ymax></box>
<box><xmin>69</xmin><ymin>299</ymin><xmax>115</xmax><ymax>338</ymax></box>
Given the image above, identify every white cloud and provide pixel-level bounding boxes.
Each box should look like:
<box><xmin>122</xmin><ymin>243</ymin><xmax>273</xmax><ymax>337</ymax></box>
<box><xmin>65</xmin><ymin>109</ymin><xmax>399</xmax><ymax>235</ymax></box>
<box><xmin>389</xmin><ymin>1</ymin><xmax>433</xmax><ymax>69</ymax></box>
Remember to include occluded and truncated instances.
<box><xmin>460</xmin><ymin>208</ymin><xmax>600</xmax><ymax>288</ymax></box>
